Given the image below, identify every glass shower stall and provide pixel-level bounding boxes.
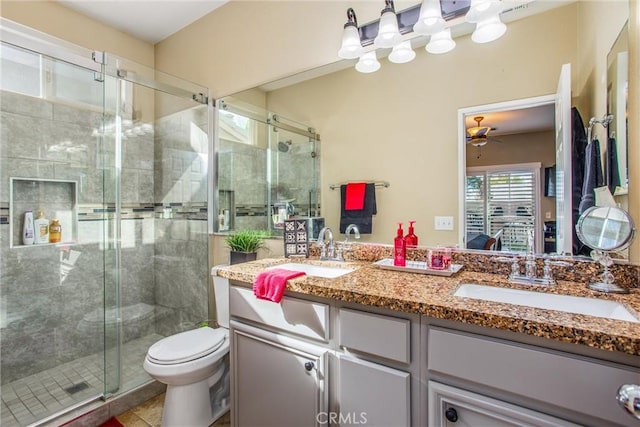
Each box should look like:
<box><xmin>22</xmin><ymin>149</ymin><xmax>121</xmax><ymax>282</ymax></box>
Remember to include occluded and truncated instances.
<box><xmin>0</xmin><ymin>19</ymin><xmax>211</xmax><ymax>427</ymax></box>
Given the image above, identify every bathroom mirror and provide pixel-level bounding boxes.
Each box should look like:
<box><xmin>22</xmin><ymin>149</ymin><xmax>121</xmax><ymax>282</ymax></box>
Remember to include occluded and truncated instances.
<box><xmin>606</xmin><ymin>21</ymin><xmax>629</xmax><ymax>194</ymax></box>
<box><xmin>219</xmin><ymin>1</ymin><xmax>632</xmax><ymax>261</ymax></box>
<box><xmin>576</xmin><ymin>206</ymin><xmax>635</xmax><ymax>293</ymax></box>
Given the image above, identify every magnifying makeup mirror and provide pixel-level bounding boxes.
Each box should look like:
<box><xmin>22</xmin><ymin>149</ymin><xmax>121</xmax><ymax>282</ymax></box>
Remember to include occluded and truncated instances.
<box><xmin>576</xmin><ymin>206</ymin><xmax>635</xmax><ymax>294</ymax></box>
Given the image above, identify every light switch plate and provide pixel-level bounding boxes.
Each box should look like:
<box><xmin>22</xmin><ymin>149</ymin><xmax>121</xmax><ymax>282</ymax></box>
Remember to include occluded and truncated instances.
<box><xmin>435</xmin><ymin>216</ymin><xmax>454</xmax><ymax>231</ymax></box>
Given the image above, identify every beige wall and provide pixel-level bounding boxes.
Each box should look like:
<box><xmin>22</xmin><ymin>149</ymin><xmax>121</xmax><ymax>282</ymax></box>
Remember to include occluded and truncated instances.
<box><xmin>0</xmin><ymin>0</ymin><xmax>154</xmax><ymax>67</ymax></box>
<box><xmin>466</xmin><ymin>130</ymin><xmax>557</xmax><ymax>221</ymax></box>
<box><xmin>154</xmin><ymin>0</ymin><xmax>419</xmax><ymax>98</ymax></box>
<box><xmin>265</xmin><ymin>5</ymin><xmax>578</xmax><ymax>246</ymax></box>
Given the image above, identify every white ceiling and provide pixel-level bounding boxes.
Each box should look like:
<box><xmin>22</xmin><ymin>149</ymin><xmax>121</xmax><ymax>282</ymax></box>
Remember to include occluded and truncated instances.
<box><xmin>57</xmin><ymin>0</ymin><xmax>228</xmax><ymax>44</ymax></box>
<box><xmin>465</xmin><ymin>104</ymin><xmax>556</xmax><ymax>136</ymax></box>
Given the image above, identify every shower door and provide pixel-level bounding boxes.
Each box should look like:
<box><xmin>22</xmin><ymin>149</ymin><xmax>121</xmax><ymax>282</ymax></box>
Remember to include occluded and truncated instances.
<box><xmin>100</xmin><ymin>54</ymin><xmax>212</xmax><ymax>396</ymax></box>
<box><xmin>267</xmin><ymin>115</ymin><xmax>320</xmax><ymax>234</ymax></box>
<box><xmin>1</xmin><ymin>20</ymin><xmax>211</xmax><ymax>427</ymax></box>
<box><xmin>0</xmin><ymin>31</ymin><xmax>109</xmax><ymax>427</ymax></box>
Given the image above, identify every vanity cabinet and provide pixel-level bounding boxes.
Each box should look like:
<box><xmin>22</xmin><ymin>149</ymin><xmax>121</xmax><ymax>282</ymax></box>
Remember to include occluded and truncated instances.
<box><xmin>425</xmin><ymin>324</ymin><xmax>640</xmax><ymax>427</ymax></box>
<box><xmin>228</xmin><ymin>282</ymin><xmax>420</xmax><ymax>427</ymax></box>
<box><xmin>231</xmin><ymin>322</ymin><xmax>328</xmax><ymax>427</ymax></box>
<box><xmin>428</xmin><ymin>381</ymin><xmax>581</xmax><ymax>426</ymax></box>
<box><xmin>337</xmin><ymin>355</ymin><xmax>410</xmax><ymax>427</ymax></box>
<box><xmin>336</xmin><ymin>308</ymin><xmax>414</xmax><ymax>427</ymax></box>
<box><xmin>229</xmin><ymin>285</ymin><xmax>330</xmax><ymax>426</ymax></box>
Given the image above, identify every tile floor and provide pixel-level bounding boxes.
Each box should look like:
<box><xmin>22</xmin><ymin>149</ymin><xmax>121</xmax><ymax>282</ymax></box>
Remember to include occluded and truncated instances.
<box><xmin>1</xmin><ymin>334</ymin><xmax>163</xmax><ymax>427</ymax></box>
<box><xmin>115</xmin><ymin>393</ymin><xmax>231</xmax><ymax>427</ymax></box>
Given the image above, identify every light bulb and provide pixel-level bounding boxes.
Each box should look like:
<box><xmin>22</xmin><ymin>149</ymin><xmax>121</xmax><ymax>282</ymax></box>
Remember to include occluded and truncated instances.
<box><xmin>472</xmin><ymin>15</ymin><xmax>507</xmax><ymax>43</ymax></box>
<box><xmin>338</xmin><ymin>24</ymin><xmax>363</xmax><ymax>59</ymax></box>
<box><xmin>426</xmin><ymin>28</ymin><xmax>456</xmax><ymax>54</ymax></box>
<box><xmin>466</xmin><ymin>0</ymin><xmax>503</xmax><ymax>23</ymax></box>
<box><xmin>374</xmin><ymin>8</ymin><xmax>402</xmax><ymax>49</ymax></box>
<box><xmin>413</xmin><ymin>0</ymin><xmax>445</xmax><ymax>36</ymax></box>
<box><xmin>355</xmin><ymin>51</ymin><xmax>381</xmax><ymax>73</ymax></box>
<box><xmin>388</xmin><ymin>41</ymin><xmax>416</xmax><ymax>64</ymax></box>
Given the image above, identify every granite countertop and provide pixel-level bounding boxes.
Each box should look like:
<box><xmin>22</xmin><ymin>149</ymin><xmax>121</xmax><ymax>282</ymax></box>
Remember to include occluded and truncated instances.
<box><xmin>214</xmin><ymin>257</ymin><xmax>640</xmax><ymax>356</ymax></box>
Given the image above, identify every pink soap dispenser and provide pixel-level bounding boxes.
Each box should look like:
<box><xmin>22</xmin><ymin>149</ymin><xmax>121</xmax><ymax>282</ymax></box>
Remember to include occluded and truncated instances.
<box><xmin>394</xmin><ymin>223</ymin><xmax>406</xmax><ymax>267</ymax></box>
<box><xmin>404</xmin><ymin>220</ymin><xmax>418</xmax><ymax>248</ymax></box>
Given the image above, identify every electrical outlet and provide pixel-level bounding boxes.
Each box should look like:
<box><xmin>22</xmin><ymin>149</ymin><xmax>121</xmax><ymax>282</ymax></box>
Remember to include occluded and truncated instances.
<box><xmin>545</xmin><ymin>211</ymin><xmax>551</xmax><ymax>219</ymax></box>
<box><xmin>434</xmin><ymin>216</ymin><xmax>454</xmax><ymax>231</ymax></box>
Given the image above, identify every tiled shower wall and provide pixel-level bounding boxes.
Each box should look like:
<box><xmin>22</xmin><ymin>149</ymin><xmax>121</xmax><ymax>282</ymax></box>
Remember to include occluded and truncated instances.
<box><xmin>218</xmin><ymin>136</ymin><xmax>320</xmax><ymax>232</ymax></box>
<box><xmin>0</xmin><ymin>90</ymin><xmax>208</xmax><ymax>384</ymax></box>
<box><xmin>153</xmin><ymin>107</ymin><xmax>209</xmax><ymax>337</ymax></box>
<box><xmin>272</xmin><ymin>141</ymin><xmax>320</xmax><ymax>218</ymax></box>
<box><xmin>218</xmin><ymin>140</ymin><xmax>267</xmax><ymax>231</ymax></box>
<box><xmin>0</xmin><ymin>90</ymin><xmax>121</xmax><ymax>384</ymax></box>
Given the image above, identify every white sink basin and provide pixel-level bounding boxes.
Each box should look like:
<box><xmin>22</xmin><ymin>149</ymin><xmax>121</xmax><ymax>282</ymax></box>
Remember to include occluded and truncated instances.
<box><xmin>268</xmin><ymin>263</ymin><xmax>354</xmax><ymax>279</ymax></box>
<box><xmin>454</xmin><ymin>284</ymin><xmax>638</xmax><ymax>323</ymax></box>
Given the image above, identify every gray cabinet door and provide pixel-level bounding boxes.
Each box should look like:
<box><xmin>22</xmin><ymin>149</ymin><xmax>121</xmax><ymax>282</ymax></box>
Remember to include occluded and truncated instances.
<box><xmin>337</xmin><ymin>355</ymin><xmax>410</xmax><ymax>427</ymax></box>
<box><xmin>232</xmin><ymin>328</ymin><xmax>327</xmax><ymax>427</ymax></box>
<box><xmin>428</xmin><ymin>381</ymin><xmax>581</xmax><ymax>427</ymax></box>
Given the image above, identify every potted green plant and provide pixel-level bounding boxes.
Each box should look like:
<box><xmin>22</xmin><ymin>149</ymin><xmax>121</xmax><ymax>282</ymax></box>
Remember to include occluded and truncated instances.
<box><xmin>225</xmin><ymin>229</ymin><xmax>269</xmax><ymax>265</ymax></box>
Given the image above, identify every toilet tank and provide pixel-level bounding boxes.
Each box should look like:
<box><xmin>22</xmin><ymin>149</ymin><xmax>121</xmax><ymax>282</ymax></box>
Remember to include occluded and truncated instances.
<box><xmin>211</xmin><ymin>266</ymin><xmax>229</xmax><ymax>328</ymax></box>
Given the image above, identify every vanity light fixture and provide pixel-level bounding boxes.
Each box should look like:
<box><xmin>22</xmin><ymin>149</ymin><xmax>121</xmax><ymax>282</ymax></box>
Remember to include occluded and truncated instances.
<box><xmin>338</xmin><ymin>8</ymin><xmax>364</xmax><ymax>59</ymax></box>
<box><xmin>373</xmin><ymin>0</ymin><xmax>403</xmax><ymax>49</ymax></box>
<box><xmin>340</xmin><ymin>0</ymin><xmax>508</xmax><ymax>74</ymax></box>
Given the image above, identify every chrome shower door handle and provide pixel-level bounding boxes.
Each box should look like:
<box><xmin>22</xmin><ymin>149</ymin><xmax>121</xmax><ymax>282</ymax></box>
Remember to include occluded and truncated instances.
<box><xmin>617</xmin><ymin>384</ymin><xmax>640</xmax><ymax>419</ymax></box>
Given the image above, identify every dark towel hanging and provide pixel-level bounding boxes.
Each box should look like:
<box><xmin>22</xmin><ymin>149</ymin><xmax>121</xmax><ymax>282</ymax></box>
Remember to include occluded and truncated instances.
<box><xmin>339</xmin><ymin>183</ymin><xmax>377</xmax><ymax>234</ymax></box>
<box><xmin>571</xmin><ymin>107</ymin><xmax>588</xmax><ymax>255</ymax></box>
<box><xmin>578</xmin><ymin>138</ymin><xmax>603</xmax><ymax>214</ymax></box>
<box><xmin>606</xmin><ymin>136</ymin><xmax>621</xmax><ymax>192</ymax></box>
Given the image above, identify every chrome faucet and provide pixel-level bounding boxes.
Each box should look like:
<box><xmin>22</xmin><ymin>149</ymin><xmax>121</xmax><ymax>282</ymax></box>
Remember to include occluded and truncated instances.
<box><xmin>501</xmin><ymin>230</ymin><xmax>570</xmax><ymax>286</ymax></box>
<box><xmin>317</xmin><ymin>227</ymin><xmax>337</xmax><ymax>260</ymax></box>
<box><xmin>344</xmin><ymin>224</ymin><xmax>361</xmax><ymax>243</ymax></box>
<box><xmin>524</xmin><ymin>229</ymin><xmax>537</xmax><ymax>280</ymax></box>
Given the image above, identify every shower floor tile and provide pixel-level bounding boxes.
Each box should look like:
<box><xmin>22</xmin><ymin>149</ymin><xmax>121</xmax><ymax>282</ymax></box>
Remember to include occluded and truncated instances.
<box><xmin>1</xmin><ymin>333</ymin><xmax>163</xmax><ymax>427</ymax></box>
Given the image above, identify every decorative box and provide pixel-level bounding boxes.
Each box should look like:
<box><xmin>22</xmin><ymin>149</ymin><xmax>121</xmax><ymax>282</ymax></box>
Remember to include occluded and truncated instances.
<box><xmin>284</xmin><ymin>219</ymin><xmax>309</xmax><ymax>258</ymax></box>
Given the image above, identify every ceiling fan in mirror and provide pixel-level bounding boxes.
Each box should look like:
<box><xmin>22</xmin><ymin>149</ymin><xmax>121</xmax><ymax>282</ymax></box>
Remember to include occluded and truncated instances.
<box><xmin>466</xmin><ymin>116</ymin><xmax>497</xmax><ymax>146</ymax></box>
<box><xmin>466</xmin><ymin>116</ymin><xmax>501</xmax><ymax>158</ymax></box>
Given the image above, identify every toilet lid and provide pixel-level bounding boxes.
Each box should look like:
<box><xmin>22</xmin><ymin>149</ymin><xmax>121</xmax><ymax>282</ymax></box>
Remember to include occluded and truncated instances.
<box><xmin>147</xmin><ymin>327</ymin><xmax>226</xmax><ymax>365</ymax></box>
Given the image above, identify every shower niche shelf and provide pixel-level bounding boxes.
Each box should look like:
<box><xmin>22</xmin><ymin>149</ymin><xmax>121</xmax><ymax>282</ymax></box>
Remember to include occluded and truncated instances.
<box><xmin>10</xmin><ymin>177</ymin><xmax>78</xmax><ymax>248</ymax></box>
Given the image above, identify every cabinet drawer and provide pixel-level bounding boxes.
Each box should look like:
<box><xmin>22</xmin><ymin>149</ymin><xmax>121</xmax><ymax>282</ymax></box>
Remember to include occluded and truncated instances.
<box><xmin>339</xmin><ymin>308</ymin><xmax>410</xmax><ymax>363</ymax></box>
<box><xmin>428</xmin><ymin>327</ymin><xmax>639</xmax><ymax>426</ymax></box>
<box><xmin>428</xmin><ymin>381</ymin><xmax>580</xmax><ymax>427</ymax></box>
<box><xmin>229</xmin><ymin>285</ymin><xmax>329</xmax><ymax>341</ymax></box>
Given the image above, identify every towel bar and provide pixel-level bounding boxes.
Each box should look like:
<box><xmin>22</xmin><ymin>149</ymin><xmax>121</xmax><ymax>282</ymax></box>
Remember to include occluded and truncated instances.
<box><xmin>329</xmin><ymin>181</ymin><xmax>389</xmax><ymax>190</ymax></box>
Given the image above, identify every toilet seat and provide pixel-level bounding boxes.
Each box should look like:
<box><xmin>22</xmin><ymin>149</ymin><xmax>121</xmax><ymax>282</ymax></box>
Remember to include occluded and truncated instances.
<box><xmin>147</xmin><ymin>327</ymin><xmax>226</xmax><ymax>365</ymax></box>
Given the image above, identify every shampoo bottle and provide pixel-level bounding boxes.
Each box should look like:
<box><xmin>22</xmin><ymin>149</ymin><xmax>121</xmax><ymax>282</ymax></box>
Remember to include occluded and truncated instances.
<box><xmin>393</xmin><ymin>222</ymin><xmax>406</xmax><ymax>267</ymax></box>
<box><xmin>404</xmin><ymin>220</ymin><xmax>418</xmax><ymax>248</ymax></box>
<box><xmin>22</xmin><ymin>211</ymin><xmax>35</xmax><ymax>245</ymax></box>
<box><xmin>34</xmin><ymin>210</ymin><xmax>49</xmax><ymax>244</ymax></box>
<box><xmin>49</xmin><ymin>219</ymin><xmax>62</xmax><ymax>243</ymax></box>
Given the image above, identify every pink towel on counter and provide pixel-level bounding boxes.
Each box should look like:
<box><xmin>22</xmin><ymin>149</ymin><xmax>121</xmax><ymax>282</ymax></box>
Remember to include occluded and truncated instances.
<box><xmin>253</xmin><ymin>269</ymin><xmax>306</xmax><ymax>303</ymax></box>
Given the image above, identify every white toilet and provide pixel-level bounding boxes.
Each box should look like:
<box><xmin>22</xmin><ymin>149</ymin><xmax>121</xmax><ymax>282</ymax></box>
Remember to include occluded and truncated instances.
<box><xmin>143</xmin><ymin>274</ymin><xmax>230</xmax><ymax>426</ymax></box>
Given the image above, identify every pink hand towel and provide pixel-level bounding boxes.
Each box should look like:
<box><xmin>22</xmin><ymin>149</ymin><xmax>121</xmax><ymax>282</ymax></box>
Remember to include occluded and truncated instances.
<box><xmin>253</xmin><ymin>268</ymin><xmax>306</xmax><ymax>303</ymax></box>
